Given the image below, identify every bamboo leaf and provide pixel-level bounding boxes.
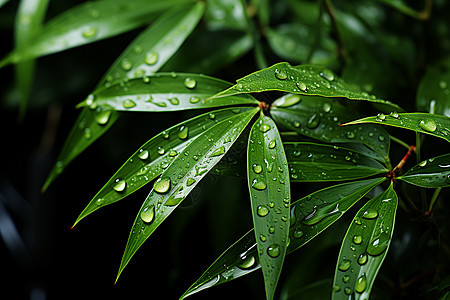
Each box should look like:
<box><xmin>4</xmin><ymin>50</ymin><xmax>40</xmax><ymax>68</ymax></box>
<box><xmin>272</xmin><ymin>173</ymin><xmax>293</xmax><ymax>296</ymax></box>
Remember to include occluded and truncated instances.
<box><xmin>97</xmin><ymin>3</ymin><xmax>205</xmax><ymax>87</ymax></box>
<box><xmin>270</xmin><ymin>95</ymin><xmax>390</xmax><ymax>162</ymax></box>
<box><xmin>73</xmin><ymin>107</ymin><xmax>254</xmax><ymax>226</ymax></box>
<box><xmin>14</xmin><ymin>0</ymin><xmax>49</xmax><ymax>119</ymax></box>
<box><xmin>81</xmin><ymin>73</ymin><xmax>259</xmax><ymax>112</ymax></box>
<box><xmin>42</xmin><ymin>106</ymin><xmax>118</xmax><ymax>192</ymax></box>
<box><xmin>248</xmin><ymin>116</ymin><xmax>290</xmax><ymax>300</ymax></box>
<box><xmin>2</xmin><ymin>0</ymin><xmax>194</xmax><ymax>66</ymax></box>
<box><xmin>397</xmin><ymin>154</ymin><xmax>450</xmax><ymax>188</ymax></box>
<box><xmin>212</xmin><ymin>62</ymin><xmax>403</xmax><ymax>112</ymax></box>
<box><xmin>332</xmin><ymin>182</ymin><xmax>398</xmax><ymax>299</ymax></box>
<box><xmin>181</xmin><ymin>178</ymin><xmax>385</xmax><ymax>298</ymax></box>
<box><xmin>343</xmin><ymin>113</ymin><xmax>450</xmax><ymax>143</ymax></box>
<box><xmin>116</xmin><ymin>108</ymin><xmax>258</xmax><ymax>280</ymax></box>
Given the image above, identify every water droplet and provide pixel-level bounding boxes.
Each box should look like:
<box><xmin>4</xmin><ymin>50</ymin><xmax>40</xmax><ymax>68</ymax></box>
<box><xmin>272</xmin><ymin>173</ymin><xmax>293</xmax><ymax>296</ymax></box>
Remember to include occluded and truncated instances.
<box><xmin>144</xmin><ymin>51</ymin><xmax>158</xmax><ymax>65</ymax></box>
<box><xmin>353</xmin><ymin>235</ymin><xmax>362</xmax><ymax>244</ymax></box>
<box><xmin>189</xmin><ymin>96</ymin><xmax>200</xmax><ymax>104</ymax></box>
<box><xmin>121</xmin><ymin>58</ymin><xmax>132</xmax><ymax>71</ymax></box>
<box><xmin>184</xmin><ymin>77</ymin><xmax>196</xmax><ymax>89</ymax></box>
<box><xmin>209</xmin><ymin>113</ymin><xmax>216</xmax><ymax>120</ymax></box>
<box><xmin>123</xmin><ymin>99</ymin><xmax>136</xmax><ymax>108</ymax></box>
<box><xmin>94</xmin><ymin>109</ymin><xmax>111</xmax><ymax>125</ymax></box>
<box><xmin>344</xmin><ymin>287</ymin><xmax>352</xmax><ymax>295</ymax></box>
<box><xmin>277</xmin><ymin>94</ymin><xmax>301</xmax><ymax>107</ymax></box>
<box><xmin>293</xmin><ymin>230</ymin><xmax>303</xmax><ymax>238</ymax></box>
<box><xmin>238</xmin><ymin>255</ymin><xmax>256</xmax><ymax>269</ymax></box>
<box><xmin>140</xmin><ymin>205</ymin><xmax>155</xmax><ymax>223</ymax></box>
<box><xmin>252</xmin><ymin>178</ymin><xmax>267</xmax><ymax>190</ymax></box>
<box><xmin>301</xmin><ymin>203</ymin><xmax>340</xmax><ymax>225</ymax></box>
<box><xmin>169</xmin><ymin>97</ymin><xmax>179</xmax><ymax>105</ymax></box>
<box><xmin>358</xmin><ymin>253</ymin><xmax>368</xmax><ymax>265</ymax></box>
<box><xmin>269</xmin><ymin>140</ymin><xmax>276</xmax><ymax>149</ymax></box>
<box><xmin>320</xmin><ymin>69</ymin><xmax>335</xmax><ymax>81</ymax></box>
<box><xmin>187</xmin><ymin>178</ymin><xmax>196</xmax><ymax>186</ymax></box>
<box><xmin>157</xmin><ymin>146</ymin><xmax>165</xmax><ymax>155</ymax></box>
<box><xmin>178</xmin><ymin>126</ymin><xmax>189</xmax><ymax>140</ymax></box>
<box><xmin>260</xmin><ymin>123</ymin><xmax>271</xmax><ymax>133</ymax></box>
<box><xmin>275</xmin><ymin>68</ymin><xmax>288</xmax><ymax>80</ymax></box>
<box><xmin>82</xmin><ymin>26</ymin><xmax>97</xmax><ymax>38</ymax></box>
<box><xmin>168</xmin><ymin>149</ymin><xmax>178</xmax><ymax>157</ymax></box>
<box><xmin>390</xmin><ymin>111</ymin><xmax>399</xmax><ymax>118</ymax></box>
<box><xmin>269</xmin><ymin>226</ymin><xmax>275</xmax><ymax>234</ymax></box>
<box><xmin>346</xmin><ymin>131</ymin><xmax>355</xmax><ymax>139</ymax></box>
<box><xmin>378</xmin><ymin>135</ymin><xmax>385</xmax><ymax>142</ymax></box>
<box><xmin>333</xmin><ymin>284</ymin><xmax>341</xmax><ymax>292</ymax></box>
<box><xmin>257</xmin><ymin>205</ymin><xmax>269</xmax><ymax>217</ymax></box>
<box><xmin>419</xmin><ymin>160</ymin><xmax>427</xmax><ymax>167</ymax></box>
<box><xmin>345</xmin><ymin>156</ymin><xmax>351</xmax><ymax>161</ymax></box>
<box><xmin>260</xmin><ymin>234</ymin><xmax>267</xmax><ymax>242</ymax></box>
<box><xmin>306</xmin><ymin>114</ymin><xmax>320</xmax><ymax>129</ymax></box>
<box><xmin>418</xmin><ymin>118</ymin><xmax>437</xmax><ymax>132</ymax></box>
<box><xmin>138</xmin><ymin>149</ymin><xmax>149</xmax><ymax>160</ymax></box>
<box><xmin>367</xmin><ymin>232</ymin><xmax>390</xmax><ymax>256</ymax></box>
<box><xmin>439</xmin><ymin>80</ymin><xmax>447</xmax><ymax>89</ymax></box>
<box><xmin>154</xmin><ymin>177</ymin><xmax>171</xmax><ymax>194</ymax></box>
<box><xmin>376</xmin><ymin>113</ymin><xmax>386</xmax><ymax>122</ymax></box>
<box><xmin>362</xmin><ymin>208</ymin><xmax>378</xmax><ymax>219</ymax></box>
<box><xmin>338</xmin><ymin>259</ymin><xmax>351</xmax><ymax>271</ymax></box>
<box><xmin>211</xmin><ymin>146</ymin><xmax>225</xmax><ymax>157</ymax></box>
<box><xmin>267</xmin><ymin>244</ymin><xmax>280</xmax><ymax>258</ymax></box>
<box><xmin>95</xmin><ymin>198</ymin><xmax>104</xmax><ymax>206</ymax></box>
<box><xmin>323</xmin><ymin>103</ymin><xmax>332</xmax><ymax>112</ymax></box>
<box><xmin>113</xmin><ymin>179</ymin><xmax>126</xmax><ymax>192</ymax></box>
<box><xmin>294</xmin><ymin>121</ymin><xmax>300</xmax><ymax>128</ymax></box>
<box><xmin>355</xmin><ymin>274</ymin><xmax>367</xmax><ymax>293</ymax></box>
<box><xmin>297</xmin><ymin>82</ymin><xmax>307</xmax><ymax>91</ymax></box>
<box><xmin>342</xmin><ymin>275</ymin><xmax>350</xmax><ymax>283</ymax></box>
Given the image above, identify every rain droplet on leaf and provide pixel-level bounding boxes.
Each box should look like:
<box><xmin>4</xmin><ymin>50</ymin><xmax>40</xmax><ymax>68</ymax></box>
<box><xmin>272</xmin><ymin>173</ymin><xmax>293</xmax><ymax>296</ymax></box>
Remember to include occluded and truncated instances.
<box><xmin>418</xmin><ymin>118</ymin><xmax>437</xmax><ymax>132</ymax></box>
<box><xmin>257</xmin><ymin>205</ymin><xmax>269</xmax><ymax>217</ymax></box>
<box><xmin>184</xmin><ymin>77</ymin><xmax>197</xmax><ymax>89</ymax></box>
<box><xmin>154</xmin><ymin>177</ymin><xmax>171</xmax><ymax>194</ymax></box>
<box><xmin>113</xmin><ymin>179</ymin><xmax>126</xmax><ymax>192</ymax></box>
<box><xmin>144</xmin><ymin>51</ymin><xmax>158</xmax><ymax>65</ymax></box>
<box><xmin>251</xmin><ymin>178</ymin><xmax>267</xmax><ymax>190</ymax></box>
<box><xmin>267</xmin><ymin>244</ymin><xmax>280</xmax><ymax>258</ymax></box>
<box><xmin>140</xmin><ymin>205</ymin><xmax>155</xmax><ymax>223</ymax></box>
<box><xmin>138</xmin><ymin>149</ymin><xmax>149</xmax><ymax>160</ymax></box>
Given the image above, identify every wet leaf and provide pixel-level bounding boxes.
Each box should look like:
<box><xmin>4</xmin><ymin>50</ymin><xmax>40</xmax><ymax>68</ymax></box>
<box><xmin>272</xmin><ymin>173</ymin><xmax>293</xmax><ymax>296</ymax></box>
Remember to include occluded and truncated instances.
<box><xmin>270</xmin><ymin>95</ymin><xmax>390</xmax><ymax>163</ymax></box>
<box><xmin>116</xmin><ymin>108</ymin><xmax>258</xmax><ymax>280</ymax></box>
<box><xmin>332</xmin><ymin>182</ymin><xmax>398</xmax><ymax>299</ymax></box>
<box><xmin>398</xmin><ymin>154</ymin><xmax>450</xmax><ymax>188</ymax></box>
<box><xmin>248</xmin><ymin>116</ymin><xmax>290</xmax><ymax>300</ymax></box>
<box><xmin>212</xmin><ymin>62</ymin><xmax>403</xmax><ymax>112</ymax></box>
<box><xmin>80</xmin><ymin>73</ymin><xmax>259</xmax><ymax>112</ymax></box>
<box><xmin>1</xmin><ymin>0</ymin><xmax>194</xmax><ymax>66</ymax></box>
<box><xmin>181</xmin><ymin>178</ymin><xmax>385</xmax><ymax>297</ymax></box>
<box><xmin>73</xmin><ymin>107</ymin><xmax>253</xmax><ymax>226</ymax></box>
<box><xmin>344</xmin><ymin>113</ymin><xmax>450</xmax><ymax>143</ymax></box>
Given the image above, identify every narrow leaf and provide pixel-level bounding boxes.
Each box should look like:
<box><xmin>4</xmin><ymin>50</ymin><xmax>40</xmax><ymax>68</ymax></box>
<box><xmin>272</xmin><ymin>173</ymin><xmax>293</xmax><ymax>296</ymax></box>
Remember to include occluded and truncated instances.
<box><xmin>205</xmin><ymin>0</ymin><xmax>249</xmax><ymax>31</ymax></box>
<box><xmin>3</xmin><ymin>0</ymin><xmax>194</xmax><ymax>65</ymax></box>
<box><xmin>332</xmin><ymin>182</ymin><xmax>398</xmax><ymax>299</ymax></box>
<box><xmin>343</xmin><ymin>113</ymin><xmax>450</xmax><ymax>143</ymax></box>
<box><xmin>97</xmin><ymin>2</ymin><xmax>205</xmax><ymax>87</ymax></box>
<box><xmin>270</xmin><ymin>95</ymin><xmax>390</xmax><ymax>162</ymax></box>
<box><xmin>212</xmin><ymin>62</ymin><xmax>403</xmax><ymax>112</ymax></box>
<box><xmin>397</xmin><ymin>154</ymin><xmax>450</xmax><ymax>188</ymax></box>
<box><xmin>248</xmin><ymin>116</ymin><xmax>290</xmax><ymax>300</ymax></box>
<box><xmin>117</xmin><ymin>108</ymin><xmax>258</xmax><ymax>280</ymax></box>
<box><xmin>82</xmin><ymin>73</ymin><xmax>259</xmax><ymax>112</ymax></box>
<box><xmin>181</xmin><ymin>178</ymin><xmax>385</xmax><ymax>298</ymax></box>
<box><xmin>73</xmin><ymin>107</ymin><xmax>253</xmax><ymax>226</ymax></box>
<box><xmin>42</xmin><ymin>106</ymin><xmax>118</xmax><ymax>192</ymax></box>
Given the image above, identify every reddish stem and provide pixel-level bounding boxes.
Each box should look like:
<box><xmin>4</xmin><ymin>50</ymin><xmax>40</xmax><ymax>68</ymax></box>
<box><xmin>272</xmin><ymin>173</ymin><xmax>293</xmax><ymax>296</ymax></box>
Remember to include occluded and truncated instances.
<box><xmin>393</xmin><ymin>145</ymin><xmax>416</xmax><ymax>172</ymax></box>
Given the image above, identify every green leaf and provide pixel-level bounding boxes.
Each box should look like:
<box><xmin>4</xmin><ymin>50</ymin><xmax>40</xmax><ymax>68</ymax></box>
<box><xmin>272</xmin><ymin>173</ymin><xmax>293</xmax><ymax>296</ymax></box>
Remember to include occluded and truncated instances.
<box><xmin>270</xmin><ymin>95</ymin><xmax>391</xmax><ymax>162</ymax></box>
<box><xmin>332</xmin><ymin>182</ymin><xmax>398</xmax><ymax>299</ymax></box>
<box><xmin>73</xmin><ymin>107</ymin><xmax>254</xmax><ymax>226</ymax></box>
<box><xmin>205</xmin><ymin>0</ymin><xmax>249</xmax><ymax>31</ymax></box>
<box><xmin>416</xmin><ymin>60</ymin><xmax>450</xmax><ymax>117</ymax></box>
<box><xmin>2</xmin><ymin>0</ymin><xmax>194</xmax><ymax>66</ymax></box>
<box><xmin>42</xmin><ymin>106</ymin><xmax>118</xmax><ymax>192</ymax></box>
<box><xmin>344</xmin><ymin>113</ymin><xmax>450</xmax><ymax>143</ymax></box>
<box><xmin>0</xmin><ymin>0</ymin><xmax>10</xmax><ymax>10</ymax></box>
<box><xmin>212</xmin><ymin>62</ymin><xmax>403</xmax><ymax>111</ymax></box>
<box><xmin>181</xmin><ymin>178</ymin><xmax>385</xmax><ymax>298</ymax></box>
<box><xmin>96</xmin><ymin>3</ymin><xmax>205</xmax><ymax>87</ymax></box>
<box><xmin>81</xmin><ymin>73</ymin><xmax>259</xmax><ymax>112</ymax></box>
<box><xmin>248</xmin><ymin>116</ymin><xmax>290</xmax><ymax>300</ymax></box>
<box><xmin>116</xmin><ymin>108</ymin><xmax>258</xmax><ymax>280</ymax></box>
<box><xmin>285</xmin><ymin>142</ymin><xmax>388</xmax><ymax>181</ymax></box>
<box><xmin>397</xmin><ymin>154</ymin><xmax>450</xmax><ymax>188</ymax></box>
<box><xmin>14</xmin><ymin>0</ymin><xmax>49</xmax><ymax>119</ymax></box>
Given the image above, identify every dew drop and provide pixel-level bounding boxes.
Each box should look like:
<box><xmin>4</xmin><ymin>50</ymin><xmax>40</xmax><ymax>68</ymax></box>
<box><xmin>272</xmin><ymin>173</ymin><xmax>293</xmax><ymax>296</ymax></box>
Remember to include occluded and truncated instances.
<box><xmin>252</xmin><ymin>178</ymin><xmax>267</xmax><ymax>190</ymax></box>
<box><xmin>169</xmin><ymin>97</ymin><xmax>179</xmax><ymax>105</ymax></box>
<box><xmin>94</xmin><ymin>109</ymin><xmax>111</xmax><ymax>125</ymax></box>
<box><xmin>418</xmin><ymin>118</ymin><xmax>437</xmax><ymax>132</ymax></box>
<box><xmin>187</xmin><ymin>177</ymin><xmax>196</xmax><ymax>186</ymax></box>
<box><xmin>342</xmin><ymin>275</ymin><xmax>350</xmax><ymax>283</ymax></box>
<box><xmin>306</xmin><ymin>114</ymin><xmax>320</xmax><ymax>129</ymax></box>
<box><xmin>344</xmin><ymin>287</ymin><xmax>352</xmax><ymax>295</ymax></box>
<box><xmin>84</xmin><ymin>128</ymin><xmax>92</xmax><ymax>139</ymax></box>
<box><xmin>293</xmin><ymin>230</ymin><xmax>303</xmax><ymax>238</ymax></box>
<box><xmin>238</xmin><ymin>255</ymin><xmax>256</xmax><ymax>269</ymax></box>
<box><xmin>362</xmin><ymin>208</ymin><xmax>378</xmax><ymax>219</ymax></box>
<box><xmin>275</xmin><ymin>68</ymin><xmax>288</xmax><ymax>80</ymax></box>
<box><xmin>189</xmin><ymin>96</ymin><xmax>200</xmax><ymax>104</ymax></box>
<box><xmin>257</xmin><ymin>205</ymin><xmax>269</xmax><ymax>217</ymax></box>
<box><xmin>113</xmin><ymin>179</ymin><xmax>126</xmax><ymax>192</ymax></box>
<box><xmin>184</xmin><ymin>77</ymin><xmax>197</xmax><ymax>89</ymax></box>
<box><xmin>140</xmin><ymin>205</ymin><xmax>155</xmax><ymax>223</ymax></box>
<box><xmin>154</xmin><ymin>177</ymin><xmax>171</xmax><ymax>194</ymax></box>
<box><xmin>294</xmin><ymin>121</ymin><xmax>300</xmax><ymax>128</ymax></box>
<box><xmin>157</xmin><ymin>146</ymin><xmax>165</xmax><ymax>155</ymax></box>
<box><xmin>267</xmin><ymin>244</ymin><xmax>280</xmax><ymax>258</ymax></box>
<box><xmin>138</xmin><ymin>149</ymin><xmax>149</xmax><ymax>160</ymax></box>
<box><xmin>209</xmin><ymin>113</ymin><xmax>216</xmax><ymax>120</ymax></box>
<box><xmin>338</xmin><ymin>259</ymin><xmax>351</xmax><ymax>271</ymax></box>
<box><xmin>260</xmin><ymin>123</ymin><xmax>271</xmax><ymax>133</ymax></box>
<box><xmin>269</xmin><ymin>140</ymin><xmax>276</xmax><ymax>149</ymax></box>
<box><xmin>358</xmin><ymin>253</ymin><xmax>368</xmax><ymax>265</ymax></box>
<box><xmin>178</xmin><ymin>126</ymin><xmax>189</xmax><ymax>140</ymax></box>
<box><xmin>323</xmin><ymin>103</ymin><xmax>332</xmax><ymax>112</ymax></box>
<box><xmin>82</xmin><ymin>26</ymin><xmax>97</xmax><ymax>38</ymax></box>
<box><xmin>346</xmin><ymin>131</ymin><xmax>355</xmax><ymax>139</ymax></box>
<box><xmin>355</xmin><ymin>274</ymin><xmax>367</xmax><ymax>293</ymax></box>
<box><xmin>376</xmin><ymin>113</ymin><xmax>386</xmax><ymax>122</ymax></box>
<box><xmin>123</xmin><ymin>99</ymin><xmax>137</xmax><ymax>108</ymax></box>
<box><xmin>367</xmin><ymin>233</ymin><xmax>390</xmax><ymax>256</ymax></box>
<box><xmin>390</xmin><ymin>111</ymin><xmax>399</xmax><ymax>118</ymax></box>
<box><xmin>211</xmin><ymin>146</ymin><xmax>225</xmax><ymax>157</ymax></box>
<box><xmin>95</xmin><ymin>198</ymin><xmax>104</xmax><ymax>206</ymax></box>
<box><xmin>252</xmin><ymin>164</ymin><xmax>262</xmax><ymax>174</ymax></box>
<box><xmin>260</xmin><ymin>234</ymin><xmax>267</xmax><ymax>242</ymax></box>
<box><xmin>353</xmin><ymin>235</ymin><xmax>362</xmax><ymax>244</ymax></box>
<box><xmin>297</xmin><ymin>82</ymin><xmax>307</xmax><ymax>91</ymax></box>
<box><xmin>121</xmin><ymin>58</ymin><xmax>132</xmax><ymax>71</ymax></box>
<box><xmin>144</xmin><ymin>51</ymin><xmax>158</xmax><ymax>65</ymax></box>
<box><xmin>320</xmin><ymin>69</ymin><xmax>335</xmax><ymax>81</ymax></box>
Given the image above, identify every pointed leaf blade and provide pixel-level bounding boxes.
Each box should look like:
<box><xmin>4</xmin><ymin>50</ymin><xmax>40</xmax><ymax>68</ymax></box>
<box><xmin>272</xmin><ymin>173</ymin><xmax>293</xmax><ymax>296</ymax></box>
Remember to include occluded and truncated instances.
<box><xmin>117</xmin><ymin>108</ymin><xmax>258</xmax><ymax>280</ymax></box>
<box><xmin>74</xmin><ymin>107</ymin><xmax>254</xmax><ymax>226</ymax></box>
<box><xmin>248</xmin><ymin>116</ymin><xmax>290</xmax><ymax>300</ymax></box>
<box><xmin>181</xmin><ymin>178</ymin><xmax>385</xmax><ymax>297</ymax></box>
<box><xmin>332</xmin><ymin>183</ymin><xmax>398</xmax><ymax>299</ymax></box>
<box><xmin>213</xmin><ymin>62</ymin><xmax>403</xmax><ymax>111</ymax></box>
<box><xmin>344</xmin><ymin>113</ymin><xmax>450</xmax><ymax>143</ymax></box>
<box><xmin>398</xmin><ymin>154</ymin><xmax>450</xmax><ymax>188</ymax></box>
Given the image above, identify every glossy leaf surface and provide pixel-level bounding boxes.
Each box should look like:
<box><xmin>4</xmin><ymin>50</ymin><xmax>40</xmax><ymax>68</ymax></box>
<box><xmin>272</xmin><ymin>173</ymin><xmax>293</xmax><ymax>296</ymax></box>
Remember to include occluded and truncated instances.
<box><xmin>212</xmin><ymin>62</ymin><xmax>402</xmax><ymax>111</ymax></box>
<box><xmin>332</xmin><ymin>183</ymin><xmax>398</xmax><ymax>299</ymax></box>
<box><xmin>73</xmin><ymin>107</ymin><xmax>253</xmax><ymax>226</ymax></box>
<box><xmin>181</xmin><ymin>178</ymin><xmax>385</xmax><ymax>297</ymax></box>
<box><xmin>398</xmin><ymin>154</ymin><xmax>450</xmax><ymax>188</ymax></box>
<box><xmin>97</xmin><ymin>3</ymin><xmax>204</xmax><ymax>87</ymax></box>
<box><xmin>81</xmin><ymin>73</ymin><xmax>259</xmax><ymax>112</ymax></box>
<box><xmin>2</xmin><ymin>0</ymin><xmax>194</xmax><ymax>66</ymax></box>
<box><xmin>248</xmin><ymin>116</ymin><xmax>290</xmax><ymax>300</ymax></box>
<box><xmin>344</xmin><ymin>113</ymin><xmax>450</xmax><ymax>143</ymax></box>
<box><xmin>270</xmin><ymin>95</ymin><xmax>390</xmax><ymax>162</ymax></box>
<box><xmin>42</xmin><ymin>106</ymin><xmax>118</xmax><ymax>191</ymax></box>
<box><xmin>117</xmin><ymin>108</ymin><xmax>258</xmax><ymax>280</ymax></box>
